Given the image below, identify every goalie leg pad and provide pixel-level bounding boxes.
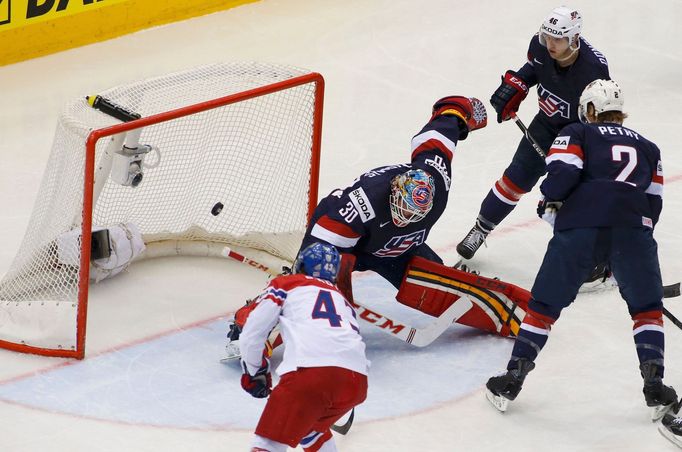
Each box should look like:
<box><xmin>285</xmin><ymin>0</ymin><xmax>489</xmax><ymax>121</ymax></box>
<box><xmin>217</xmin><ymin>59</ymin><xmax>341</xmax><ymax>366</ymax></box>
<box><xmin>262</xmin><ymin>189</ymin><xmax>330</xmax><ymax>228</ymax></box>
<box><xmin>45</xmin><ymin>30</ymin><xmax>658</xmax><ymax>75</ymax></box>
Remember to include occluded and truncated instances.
<box><xmin>397</xmin><ymin>256</ymin><xmax>530</xmax><ymax>336</ymax></box>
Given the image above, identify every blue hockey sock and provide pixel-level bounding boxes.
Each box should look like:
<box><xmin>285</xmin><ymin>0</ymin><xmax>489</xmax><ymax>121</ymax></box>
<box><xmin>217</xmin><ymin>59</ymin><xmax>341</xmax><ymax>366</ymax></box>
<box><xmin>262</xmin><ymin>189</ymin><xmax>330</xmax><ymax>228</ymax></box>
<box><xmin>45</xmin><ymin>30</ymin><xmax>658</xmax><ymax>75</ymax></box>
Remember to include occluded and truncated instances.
<box><xmin>508</xmin><ymin>309</ymin><xmax>555</xmax><ymax>369</ymax></box>
<box><xmin>632</xmin><ymin>310</ymin><xmax>665</xmax><ymax>376</ymax></box>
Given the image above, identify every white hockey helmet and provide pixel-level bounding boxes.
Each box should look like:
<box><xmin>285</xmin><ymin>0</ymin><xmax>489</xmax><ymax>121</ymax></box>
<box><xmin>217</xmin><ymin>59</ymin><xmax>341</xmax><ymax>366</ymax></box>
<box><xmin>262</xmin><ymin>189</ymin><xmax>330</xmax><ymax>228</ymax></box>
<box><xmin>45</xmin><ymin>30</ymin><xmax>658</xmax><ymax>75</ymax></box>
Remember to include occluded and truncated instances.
<box><xmin>578</xmin><ymin>79</ymin><xmax>624</xmax><ymax>123</ymax></box>
<box><xmin>539</xmin><ymin>6</ymin><xmax>582</xmax><ymax>49</ymax></box>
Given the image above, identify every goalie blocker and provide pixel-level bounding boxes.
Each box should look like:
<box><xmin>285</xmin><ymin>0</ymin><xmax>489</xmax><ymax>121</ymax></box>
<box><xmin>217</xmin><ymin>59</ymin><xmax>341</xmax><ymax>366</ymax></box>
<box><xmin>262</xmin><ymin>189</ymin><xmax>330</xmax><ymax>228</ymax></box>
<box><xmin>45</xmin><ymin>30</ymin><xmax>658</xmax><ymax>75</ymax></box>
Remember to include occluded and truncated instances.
<box><xmin>396</xmin><ymin>256</ymin><xmax>529</xmax><ymax>337</ymax></box>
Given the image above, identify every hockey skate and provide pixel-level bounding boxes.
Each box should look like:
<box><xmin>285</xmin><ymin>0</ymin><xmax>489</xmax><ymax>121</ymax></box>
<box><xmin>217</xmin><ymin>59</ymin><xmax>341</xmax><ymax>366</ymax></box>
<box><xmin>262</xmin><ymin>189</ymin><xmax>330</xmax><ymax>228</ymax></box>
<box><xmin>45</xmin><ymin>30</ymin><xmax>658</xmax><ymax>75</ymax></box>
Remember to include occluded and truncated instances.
<box><xmin>579</xmin><ymin>262</ymin><xmax>618</xmax><ymax>294</ymax></box>
<box><xmin>659</xmin><ymin>414</ymin><xmax>682</xmax><ymax>449</ymax></box>
<box><xmin>485</xmin><ymin>359</ymin><xmax>535</xmax><ymax>412</ymax></box>
<box><xmin>641</xmin><ymin>362</ymin><xmax>680</xmax><ymax>421</ymax></box>
<box><xmin>456</xmin><ymin>223</ymin><xmax>489</xmax><ymax>260</ymax></box>
<box><xmin>220</xmin><ymin>317</ymin><xmax>242</xmax><ymax>362</ymax></box>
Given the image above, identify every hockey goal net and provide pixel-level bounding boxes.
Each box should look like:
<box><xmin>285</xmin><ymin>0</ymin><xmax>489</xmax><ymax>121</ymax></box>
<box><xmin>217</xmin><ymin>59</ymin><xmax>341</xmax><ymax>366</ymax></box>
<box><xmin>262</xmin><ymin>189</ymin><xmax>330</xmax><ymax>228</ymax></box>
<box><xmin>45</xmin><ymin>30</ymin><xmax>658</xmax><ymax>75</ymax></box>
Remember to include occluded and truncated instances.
<box><xmin>0</xmin><ymin>62</ymin><xmax>324</xmax><ymax>359</ymax></box>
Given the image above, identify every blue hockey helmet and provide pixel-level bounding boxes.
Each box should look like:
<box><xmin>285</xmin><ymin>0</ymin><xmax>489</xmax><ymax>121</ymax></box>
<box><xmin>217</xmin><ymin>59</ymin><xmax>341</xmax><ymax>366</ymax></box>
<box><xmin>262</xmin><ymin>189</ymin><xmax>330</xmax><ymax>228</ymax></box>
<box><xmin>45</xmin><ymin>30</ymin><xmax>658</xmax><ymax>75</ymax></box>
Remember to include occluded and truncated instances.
<box><xmin>293</xmin><ymin>243</ymin><xmax>341</xmax><ymax>282</ymax></box>
<box><xmin>390</xmin><ymin>169</ymin><xmax>435</xmax><ymax>227</ymax></box>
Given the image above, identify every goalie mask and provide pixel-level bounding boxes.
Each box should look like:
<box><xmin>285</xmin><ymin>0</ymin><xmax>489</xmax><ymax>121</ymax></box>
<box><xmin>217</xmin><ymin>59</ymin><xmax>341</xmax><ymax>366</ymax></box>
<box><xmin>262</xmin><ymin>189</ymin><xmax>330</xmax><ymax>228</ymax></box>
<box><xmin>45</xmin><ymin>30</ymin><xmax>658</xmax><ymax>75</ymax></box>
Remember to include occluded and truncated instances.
<box><xmin>390</xmin><ymin>169</ymin><xmax>435</xmax><ymax>227</ymax></box>
<box><xmin>293</xmin><ymin>242</ymin><xmax>341</xmax><ymax>283</ymax></box>
<box><xmin>539</xmin><ymin>6</ymin><xmax>582</xmax><ymax>50</ymax></box>
<box><xmin>578</xmin><ymin>79</ymin><xmax>624</xmax><ymax>123</ymax></box>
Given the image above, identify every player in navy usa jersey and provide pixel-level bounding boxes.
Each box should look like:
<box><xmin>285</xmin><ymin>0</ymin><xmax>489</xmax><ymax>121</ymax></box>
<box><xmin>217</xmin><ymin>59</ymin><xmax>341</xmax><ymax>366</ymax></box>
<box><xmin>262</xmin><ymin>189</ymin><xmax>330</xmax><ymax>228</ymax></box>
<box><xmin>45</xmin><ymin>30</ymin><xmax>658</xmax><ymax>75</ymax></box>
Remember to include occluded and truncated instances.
<box><xmin>485</xmin><ymin>80</ymin><xmax>680</xmax><ymax>421</ymax></box>
<box><xmin>456</xmin><ymin>6</ymin><xmax>610</xmax><ymax>261</ymax></box>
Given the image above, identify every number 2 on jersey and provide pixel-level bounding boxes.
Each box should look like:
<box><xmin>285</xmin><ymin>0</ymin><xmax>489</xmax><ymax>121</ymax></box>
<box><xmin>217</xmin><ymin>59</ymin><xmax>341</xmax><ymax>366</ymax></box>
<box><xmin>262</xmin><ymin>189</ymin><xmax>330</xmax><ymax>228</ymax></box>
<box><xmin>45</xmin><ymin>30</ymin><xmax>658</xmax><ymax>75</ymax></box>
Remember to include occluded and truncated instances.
<box><xmin>612</xmin><ymin>145</ymin><xmax>637</xmax><ymax>182</ymax></box>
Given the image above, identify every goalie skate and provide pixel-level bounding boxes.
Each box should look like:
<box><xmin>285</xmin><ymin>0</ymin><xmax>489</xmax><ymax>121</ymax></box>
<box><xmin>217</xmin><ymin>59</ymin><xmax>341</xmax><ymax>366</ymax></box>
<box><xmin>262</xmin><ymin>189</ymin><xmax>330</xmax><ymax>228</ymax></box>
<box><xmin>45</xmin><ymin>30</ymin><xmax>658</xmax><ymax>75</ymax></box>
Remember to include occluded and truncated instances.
<box><xmin>659</xmin><ymin>414</ymin><xmax>682</xmax><ymax>449</ymax></box>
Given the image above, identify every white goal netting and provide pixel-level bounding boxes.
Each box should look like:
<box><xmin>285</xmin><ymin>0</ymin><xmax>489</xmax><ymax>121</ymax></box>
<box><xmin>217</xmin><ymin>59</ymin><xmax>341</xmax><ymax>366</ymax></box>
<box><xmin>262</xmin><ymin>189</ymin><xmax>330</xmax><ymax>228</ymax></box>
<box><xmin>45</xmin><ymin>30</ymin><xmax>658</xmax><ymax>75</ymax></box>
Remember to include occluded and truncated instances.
<box><xmin>0</xmin><ymin>62</ymin><xmax>323</xmax><ymax>356</ymax></box>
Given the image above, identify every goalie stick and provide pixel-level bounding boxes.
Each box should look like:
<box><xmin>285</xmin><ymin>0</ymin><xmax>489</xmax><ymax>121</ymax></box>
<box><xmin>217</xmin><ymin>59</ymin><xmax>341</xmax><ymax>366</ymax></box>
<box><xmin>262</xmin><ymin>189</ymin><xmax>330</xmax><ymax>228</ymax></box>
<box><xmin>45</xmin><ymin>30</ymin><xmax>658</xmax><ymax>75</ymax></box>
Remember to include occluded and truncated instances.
<box><xmin>219</xmin><ymin>246</ymin><xmax>473</xmax><ymax>346</ymax></box>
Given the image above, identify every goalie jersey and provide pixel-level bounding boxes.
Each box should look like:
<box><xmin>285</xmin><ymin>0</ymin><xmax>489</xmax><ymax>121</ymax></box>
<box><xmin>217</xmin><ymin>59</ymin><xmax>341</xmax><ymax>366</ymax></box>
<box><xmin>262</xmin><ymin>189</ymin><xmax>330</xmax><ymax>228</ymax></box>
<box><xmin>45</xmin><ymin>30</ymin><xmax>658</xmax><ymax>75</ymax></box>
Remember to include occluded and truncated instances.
<box><xmin>541</xmin><ymin>122</ymin><xmax>663</xmax><ymax>231</ymax></box>
<box><xmin>239</xmin><ymin>274</ymin><xmax>369</xmax><ymax>377</ymax></box>
<box><xmin>303</xmin><ymin>114</ymin><xmax>458</xmax><ymax>260</ymax></box>
<box><xmin>516</xmin><ymin>35</ymin><xmax>610</xmax><ymax>130</ymax></box>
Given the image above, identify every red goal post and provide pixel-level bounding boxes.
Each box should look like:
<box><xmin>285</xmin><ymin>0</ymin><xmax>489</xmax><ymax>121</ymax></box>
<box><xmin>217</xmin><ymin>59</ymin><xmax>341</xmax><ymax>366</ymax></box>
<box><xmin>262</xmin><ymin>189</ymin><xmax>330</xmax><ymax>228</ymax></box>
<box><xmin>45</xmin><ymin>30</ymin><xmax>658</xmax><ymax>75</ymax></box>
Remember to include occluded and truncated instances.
<box><xmin>0</xmin><ymin>63</ymin><xmax>324</xmax><ymax>359</ymax></box>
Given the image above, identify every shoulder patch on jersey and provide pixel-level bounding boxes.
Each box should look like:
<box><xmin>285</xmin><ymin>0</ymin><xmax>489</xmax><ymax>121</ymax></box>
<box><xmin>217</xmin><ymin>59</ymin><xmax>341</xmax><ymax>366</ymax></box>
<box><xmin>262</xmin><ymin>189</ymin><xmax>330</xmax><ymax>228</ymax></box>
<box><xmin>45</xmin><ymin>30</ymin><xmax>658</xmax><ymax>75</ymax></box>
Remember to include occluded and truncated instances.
<box><xmin>551</xmin><ymin>136</ymin><xmax>570</xmax><ymax>150</ymax></box>
<box><xmin>424</xmin><ymin>155</ymin><xmax>451</xmax><ymax>191</ymax></box>
<box><xmin>349</xmin><ymin>187</ymin><xmax>376</xmax><ymax>223</ymax></box>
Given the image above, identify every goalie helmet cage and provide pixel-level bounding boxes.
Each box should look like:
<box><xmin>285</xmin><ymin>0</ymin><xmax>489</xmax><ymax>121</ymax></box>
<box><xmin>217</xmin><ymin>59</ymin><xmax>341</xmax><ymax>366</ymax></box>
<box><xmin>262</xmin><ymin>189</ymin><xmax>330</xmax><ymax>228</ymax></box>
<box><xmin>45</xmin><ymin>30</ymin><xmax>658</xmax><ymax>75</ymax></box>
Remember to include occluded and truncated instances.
<box><xmin>0</xmin><ymin>62</ymin><xmax>324</xmax><ymax>359</ymax></box>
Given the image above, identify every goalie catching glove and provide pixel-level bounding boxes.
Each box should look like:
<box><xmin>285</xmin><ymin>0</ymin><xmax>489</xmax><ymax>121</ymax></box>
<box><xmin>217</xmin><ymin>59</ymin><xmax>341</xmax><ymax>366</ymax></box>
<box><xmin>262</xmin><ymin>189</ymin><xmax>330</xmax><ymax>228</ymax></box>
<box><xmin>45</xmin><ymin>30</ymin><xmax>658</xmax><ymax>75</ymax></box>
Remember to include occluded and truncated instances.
<box><xmin>537</xmin><ymin>196</ymin><xmax>563</xmax><ymax>227</ymax></box>
<box><xmin>431</xmin><ymin>96</ymin><xmax>487</xmax><ymax>140</ymax></box>
<box><xmin>241</xmin><ymin>357</ymin><xmax>272</xmax><ymax>398</ymax></box>
<box><xmin>490</xmin><ymin>70</ymin><xmax>529</xmax><ymax>123</ymax></box>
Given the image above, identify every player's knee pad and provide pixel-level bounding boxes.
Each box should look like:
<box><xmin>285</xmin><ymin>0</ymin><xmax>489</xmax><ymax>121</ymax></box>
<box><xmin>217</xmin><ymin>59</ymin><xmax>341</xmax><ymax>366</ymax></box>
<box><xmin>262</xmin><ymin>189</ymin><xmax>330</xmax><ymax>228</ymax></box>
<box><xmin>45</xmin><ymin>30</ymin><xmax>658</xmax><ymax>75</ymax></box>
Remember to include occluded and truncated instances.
<box><xmin>396</xmin><ymin>256</ymin><xmax>530</xmax><ymax>336</ymax></box>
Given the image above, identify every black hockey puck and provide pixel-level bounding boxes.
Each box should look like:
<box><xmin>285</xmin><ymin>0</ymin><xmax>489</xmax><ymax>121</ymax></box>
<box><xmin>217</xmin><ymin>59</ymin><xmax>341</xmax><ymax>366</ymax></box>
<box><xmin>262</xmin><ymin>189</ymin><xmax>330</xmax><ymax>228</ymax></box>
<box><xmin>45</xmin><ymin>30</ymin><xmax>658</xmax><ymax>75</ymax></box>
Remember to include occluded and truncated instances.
<box><xmin>211</xmin><ymin>202</ymin><xmax>224</xmax><ymax>216</ymax></box>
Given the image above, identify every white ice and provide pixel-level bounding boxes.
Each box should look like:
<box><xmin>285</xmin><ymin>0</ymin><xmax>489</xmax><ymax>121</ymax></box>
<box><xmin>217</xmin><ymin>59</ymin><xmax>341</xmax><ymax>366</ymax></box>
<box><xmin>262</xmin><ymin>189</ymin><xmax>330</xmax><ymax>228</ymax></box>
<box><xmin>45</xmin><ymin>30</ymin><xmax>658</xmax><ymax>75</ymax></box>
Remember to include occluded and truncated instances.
<box><xmin>1</xmin><ymin>1</ymin><xmax>682</xmax><ymax>451</ymax></box>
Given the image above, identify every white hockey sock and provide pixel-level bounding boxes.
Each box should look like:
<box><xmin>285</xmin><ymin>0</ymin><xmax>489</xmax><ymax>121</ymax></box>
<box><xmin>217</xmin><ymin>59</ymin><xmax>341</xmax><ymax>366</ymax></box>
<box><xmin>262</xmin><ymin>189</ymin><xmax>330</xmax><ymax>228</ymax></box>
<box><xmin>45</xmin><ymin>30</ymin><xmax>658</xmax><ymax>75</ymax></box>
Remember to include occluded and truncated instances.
<box><xmin>250</xmin><ymin>434</ymin><xmax>288</xmax><ymax>452</ymax></box>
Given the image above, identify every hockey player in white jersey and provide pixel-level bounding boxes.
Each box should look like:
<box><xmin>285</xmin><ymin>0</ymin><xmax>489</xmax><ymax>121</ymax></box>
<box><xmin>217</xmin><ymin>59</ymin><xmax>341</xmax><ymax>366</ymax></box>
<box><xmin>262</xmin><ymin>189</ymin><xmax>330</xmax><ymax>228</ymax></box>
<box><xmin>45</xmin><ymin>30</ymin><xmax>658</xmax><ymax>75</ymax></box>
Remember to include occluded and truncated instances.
<box><xmin>239</xmin><ymin>242</ymin><xmax>369</xmax><ymax>452</ymax></box>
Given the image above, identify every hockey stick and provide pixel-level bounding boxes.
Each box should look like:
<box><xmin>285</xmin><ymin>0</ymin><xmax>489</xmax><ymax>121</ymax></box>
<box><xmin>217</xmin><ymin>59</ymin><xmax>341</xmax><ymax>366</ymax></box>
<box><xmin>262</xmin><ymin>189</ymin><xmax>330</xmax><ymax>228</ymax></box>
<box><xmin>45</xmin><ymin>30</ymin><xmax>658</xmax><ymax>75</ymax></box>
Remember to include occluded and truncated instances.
<box><xmin>330</xmin><ymin>408</ymin><xmax>355</xmax><ymax>435</ymax></box>
<box><xmin>664</xmin><ymin>282</ymin><xmax>681</xmax><ymax>299</ymax></box>
<box><xmin>664</xmin><ymin>307</ymin><xmax>682</xmax><ymax>331</ymax></box>
<box><xmin>509</xmin><ymin>112</ymin><xmax>546</xmax><ymax>158</ymax></box>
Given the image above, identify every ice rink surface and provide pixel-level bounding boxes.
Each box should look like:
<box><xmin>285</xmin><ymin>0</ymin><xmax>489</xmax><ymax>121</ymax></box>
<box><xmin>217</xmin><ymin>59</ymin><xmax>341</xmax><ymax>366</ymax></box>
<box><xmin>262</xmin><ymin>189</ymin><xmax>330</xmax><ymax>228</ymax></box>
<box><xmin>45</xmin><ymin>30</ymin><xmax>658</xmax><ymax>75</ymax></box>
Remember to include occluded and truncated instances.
<box><xmin>1</xmin><ymin>1</ymin><xmax>682</xmax><ymax>450</ymax></box>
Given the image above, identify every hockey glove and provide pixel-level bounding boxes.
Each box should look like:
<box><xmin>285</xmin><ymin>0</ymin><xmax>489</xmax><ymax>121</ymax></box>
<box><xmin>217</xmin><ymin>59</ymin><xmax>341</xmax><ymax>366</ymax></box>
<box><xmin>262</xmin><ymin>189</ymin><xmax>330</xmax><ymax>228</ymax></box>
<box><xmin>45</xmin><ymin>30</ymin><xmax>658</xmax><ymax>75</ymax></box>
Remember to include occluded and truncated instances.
<box><xmin>537</xmin><ymin>196</ymin><xmax>562</xmax><ymax>228</ymax></box>
<box><xmin>431</xmin><ymin>96</ymin><xmax>487</xmax><ymax>140</ymax></box>
<box><xmin>490</xmin><ymin>71</ymin><xmax>529</xmax><ymax>123</ymax></box>
<box><xmin>241</xmin><ymin>357</ymin><xmax>272</xmax><ymax>398</ymax></box>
